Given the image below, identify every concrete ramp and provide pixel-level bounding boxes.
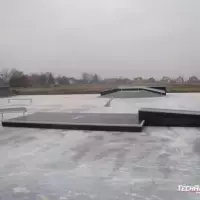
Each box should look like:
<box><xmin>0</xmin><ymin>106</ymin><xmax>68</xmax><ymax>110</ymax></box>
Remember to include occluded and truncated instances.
<box><xmin>100</xmin><ymin>86</ymin><xmax>166</xmax><ymax>98</ymax></box>
<box><xmin>101</xmin><ymin>90</ymin><xmax>163</xmax><ymax>98</ymax></box>
<box><xmin>139</xmin><ymin>87</ymin><xmax>166</xmax><ymax>95</ymax></box>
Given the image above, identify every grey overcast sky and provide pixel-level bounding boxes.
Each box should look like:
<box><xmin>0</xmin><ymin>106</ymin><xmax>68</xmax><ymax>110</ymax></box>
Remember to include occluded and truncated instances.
<box><xmin>0</xmin><ymin>0</ymin><xmax>199</xmax><ymax>78</ymax></box>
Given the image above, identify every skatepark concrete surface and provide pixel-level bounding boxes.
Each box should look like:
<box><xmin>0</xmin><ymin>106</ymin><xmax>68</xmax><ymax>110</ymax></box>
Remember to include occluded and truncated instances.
<box><xmin>1</xmin><ymin>93</ymin><xmax>200</xmax><ymax>200</ymax></box>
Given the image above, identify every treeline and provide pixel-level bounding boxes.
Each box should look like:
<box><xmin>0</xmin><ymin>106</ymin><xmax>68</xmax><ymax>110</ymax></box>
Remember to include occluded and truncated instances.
<box><xmin>0</xmin><ymin>68</ymin><xmax>200</xmax><ymax>88</ymax></box>
<box><xmin>0</xmin><ymin>68</ymin><xmax>102</xmax><ymax>87</ymax></box>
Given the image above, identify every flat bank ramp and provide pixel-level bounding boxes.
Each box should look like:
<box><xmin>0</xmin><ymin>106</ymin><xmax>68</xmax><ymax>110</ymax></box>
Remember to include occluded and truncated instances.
<box><xmin>140</xmin><ymin>87</ymin><xmax>166</xmax><ymax>95</ymax></box>
<box><xmin>100</xmin><ymin>86</ymin><xmax>166</xmax><ymax>98</ymax></box>
<box><xmin>101</xmin><ymin>90</ymin><xmax>162</xmax><ymax>98</ymax></box>
<box><xmin>2</xmin><ymin>112</ymin><xmax>143</xmax><ymax>132</ymax></box>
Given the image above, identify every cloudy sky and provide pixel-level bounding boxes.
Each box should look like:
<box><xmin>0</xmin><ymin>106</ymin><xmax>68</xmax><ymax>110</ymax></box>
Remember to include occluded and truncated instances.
<box><xmin>0</xmin><ymin>0</ymin><xmax>199</xmax><ymax>78</ymax></box>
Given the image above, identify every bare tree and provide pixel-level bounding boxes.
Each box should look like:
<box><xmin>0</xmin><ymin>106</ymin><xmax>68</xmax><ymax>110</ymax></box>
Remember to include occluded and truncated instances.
<box><xmin>188</xmin><ymin>76</ymin><xmax>199</xmax><ymax>83</ymax></box>
<box><xmin>81</xmin><ymin>72</ymin><xmax>94</xmax><ymax>83</ymax></box>
<box><xmin>0</xmin><ymin>68</ymin><xmax>16</xmax><ymax>83</ymax></box>
<box><xmin>147</xmin><ymin>77</ymin><xmax>156</xmax><ymax>82</ymax></box>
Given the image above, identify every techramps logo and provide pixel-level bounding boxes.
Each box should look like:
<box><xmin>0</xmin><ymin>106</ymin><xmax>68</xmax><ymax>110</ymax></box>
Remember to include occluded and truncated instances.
<box><xmin>178</xmin><ymin>185</ymin><xmax>200</xmax><ymax>194</ymax></box>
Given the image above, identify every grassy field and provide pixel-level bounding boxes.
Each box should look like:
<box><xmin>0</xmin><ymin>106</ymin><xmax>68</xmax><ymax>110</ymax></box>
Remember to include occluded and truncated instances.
<box><xmin>12</xmin><ymin>84</ymin><xmax>111</xmax><ymax>95</ymax></box>
<box><xmin>12</xmin><ymin>84</ymin><xmax>200</xmax><ymax>95</ymax></box>
<box><xmin>167</xmin><ymin>84</ymin><xmax>200</xmax><ymax>93</ymax></box>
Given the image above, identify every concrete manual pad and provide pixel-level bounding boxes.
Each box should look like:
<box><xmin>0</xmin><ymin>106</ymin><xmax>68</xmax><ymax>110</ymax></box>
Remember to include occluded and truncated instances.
<box><xmin>2</xmin><ymin>112</ymin><xmax>143</xmax><ymax>132</ymax></box>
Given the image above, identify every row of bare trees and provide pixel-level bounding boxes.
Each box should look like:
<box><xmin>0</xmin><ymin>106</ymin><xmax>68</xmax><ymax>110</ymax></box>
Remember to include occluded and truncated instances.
<box><xmin>0</xmin><ymin>68</ymin><xmax>200</xmax><ymax>87</ymax></box>
<box><xmin>0</xmin><ymin>69</ymin><xmax>103</xmax><ymax>87</ymax></box>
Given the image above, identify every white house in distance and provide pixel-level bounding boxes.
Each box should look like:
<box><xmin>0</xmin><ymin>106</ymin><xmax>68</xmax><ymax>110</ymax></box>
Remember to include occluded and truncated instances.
<box><xmin>175</xmin><ymin>76</ymin><xmax>184</xmax><ymax>84</ymax></box>
<box><xmin>160</xmin><ymin>76</ymin><xmax>171</xmax><ymax>84</ymax></box>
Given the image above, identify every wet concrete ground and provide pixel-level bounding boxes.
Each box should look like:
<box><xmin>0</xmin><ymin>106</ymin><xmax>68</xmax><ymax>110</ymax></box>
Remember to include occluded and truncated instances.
<box><xmin>1</xmin><ymin>94</ymin><xmax>200</xmax><ymax>200</ymax></box>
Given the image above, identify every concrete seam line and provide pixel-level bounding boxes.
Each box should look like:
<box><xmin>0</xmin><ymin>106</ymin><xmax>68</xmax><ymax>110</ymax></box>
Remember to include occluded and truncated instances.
<box><xmin>104</xmin><ymin>97</ymin><xmax>114</xmax><ymax>107</ymax></box>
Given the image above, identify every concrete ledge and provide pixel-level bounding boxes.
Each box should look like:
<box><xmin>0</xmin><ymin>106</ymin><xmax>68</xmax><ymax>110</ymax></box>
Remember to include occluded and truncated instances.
<box><xmin>139</xmin><ymin>108</ymin><xmax>200</xmax><ymax>127</ymax></box>
<box><xmin>2</xmin><ymin>121</ymin><xmax>143</xmax><ymax>132</ymax></box>
<box><xmin>4</xmin><ymin>107</ymin><xmax>200</xmax><ymax>131</ymax></box>
<box><xmin>2</xmin><ymin>112</ymin><xmax>143</xmax><ymax>132</ymax></box>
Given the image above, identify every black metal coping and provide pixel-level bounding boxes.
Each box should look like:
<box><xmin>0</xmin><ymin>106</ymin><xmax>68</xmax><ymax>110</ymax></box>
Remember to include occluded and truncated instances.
<box><xmin>139</xmin><ymin>108</ymin><xmax>200</xmax><ymax>127</ymax></box>
<box><xmin>2</xmin><ymin>112</ymin><xmax>143</xmax><ymax>132</ymax></box>
<box><xmin>150</xmin><ymin>87</ymin><xmax>167</xmax><ymax>94</ymax></box>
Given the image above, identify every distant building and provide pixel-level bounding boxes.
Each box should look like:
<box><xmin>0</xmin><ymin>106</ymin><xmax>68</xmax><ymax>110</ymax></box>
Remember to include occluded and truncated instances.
<box><xmin>146</xmin><ymin>77</ymin><xmax>156</xmax><ymax>83</ymax></box>
<box><xmin>133</xmin><ymin>77</ymin><xmax>143</xmax><ymax>81</ymax></box>
<box><xmin>175</xmin><ymin>76</ymin><xmax>184</xmax><ymax>84</ymax></box>
<box><xmin>104</xmin><ymin>78</ymin><xmax>118</xmax><ymax>83</ymax></box>
<box><xmin>160</xmin><ymin>76</ymin><xmax>171</xmax><ymax>84</ymax></box>
<box><xmin>188</xmin><ymin>76</ymin><xmax>200</xmax><ymax>84</ymax></box>
<box><xmin>68</xmin><ymin>78</ymin><xmax>77</xmax><ymax>84</ymax></box>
